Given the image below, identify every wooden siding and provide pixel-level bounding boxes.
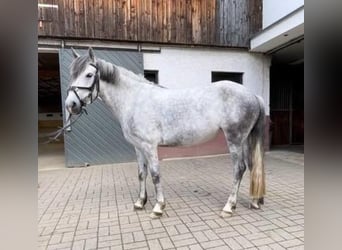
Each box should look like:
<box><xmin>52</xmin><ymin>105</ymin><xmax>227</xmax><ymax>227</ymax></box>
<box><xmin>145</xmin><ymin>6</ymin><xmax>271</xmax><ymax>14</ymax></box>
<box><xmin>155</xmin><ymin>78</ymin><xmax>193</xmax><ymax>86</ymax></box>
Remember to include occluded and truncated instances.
<box><xmin>38</xmin><ymin>0</ymin><xmax>262</xmax><ymax>47</ymax></box>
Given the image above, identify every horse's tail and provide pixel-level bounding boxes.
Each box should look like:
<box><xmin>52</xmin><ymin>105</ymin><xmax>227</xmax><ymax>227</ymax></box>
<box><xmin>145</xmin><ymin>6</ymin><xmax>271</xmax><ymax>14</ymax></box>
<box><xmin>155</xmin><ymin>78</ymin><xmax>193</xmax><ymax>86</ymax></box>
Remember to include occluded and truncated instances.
<box><xmin>248</xmin><ymin>95</ymin><xmax>266</xmax><ymax>201</ymax></box>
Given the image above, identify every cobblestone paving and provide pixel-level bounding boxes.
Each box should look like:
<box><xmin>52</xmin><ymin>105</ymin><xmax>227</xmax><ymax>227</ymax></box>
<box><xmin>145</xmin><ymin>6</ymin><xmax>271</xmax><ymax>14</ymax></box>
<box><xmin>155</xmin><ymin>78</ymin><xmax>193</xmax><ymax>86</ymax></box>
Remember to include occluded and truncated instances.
<box><xmin>38</xmin><ymin>152</ymin><xmax>304</xmax><ymax>250</ymax></box>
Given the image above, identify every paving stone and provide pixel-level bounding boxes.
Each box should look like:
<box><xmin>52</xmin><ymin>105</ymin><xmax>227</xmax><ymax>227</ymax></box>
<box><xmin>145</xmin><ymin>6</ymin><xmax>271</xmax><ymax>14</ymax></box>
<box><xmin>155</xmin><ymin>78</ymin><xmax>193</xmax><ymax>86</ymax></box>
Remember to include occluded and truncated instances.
<box><xmin>159</xmin><ymin>237</ymin><xmax>175</xmax><ymax>249</ymax></box>
<box><xmin>39</xmin><ymin>153</ymin><xmax>304</xmax><ymax>250</ymax></box>
<box><xmin>251</xmin><ymin>237</ymin><xmax>275</xmax><ymax>247</ymax></box>
<box><xmin>193</xmin><ymin>231</ymin><xmax>209</xmax><ymax>243</ymax></box>
<box><xmin>173</xmin><ymin>238</ymin><xmax>197</xmax><ymax>247</ymax></box>
<box><xmin>224</xmin><ymin>238</ymin><xmax>243</xmax><ymax>250</ymax></box>
<box><xmin>200</xmin><ymin>239</ymin><xmax>225</xmax><ymax>249</ymax></box>
<box><xmin>147</xmin><ymin>239</ymin><xmax>162</xmax><ymax>250</ymax></box>
<box><xmin>279</xmin><ymin>239</ymin><xmax>303</xmax><ymax>248</ymax></box>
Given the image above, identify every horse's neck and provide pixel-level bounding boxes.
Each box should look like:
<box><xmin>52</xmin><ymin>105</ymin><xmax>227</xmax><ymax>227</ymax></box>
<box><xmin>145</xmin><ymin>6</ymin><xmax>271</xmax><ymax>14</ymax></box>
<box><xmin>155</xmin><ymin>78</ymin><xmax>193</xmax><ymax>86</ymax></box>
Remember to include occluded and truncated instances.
<box><xmin>97</xmin><ymin>60</ymin><xmax>143</xmax><ymax>123</ymax></box>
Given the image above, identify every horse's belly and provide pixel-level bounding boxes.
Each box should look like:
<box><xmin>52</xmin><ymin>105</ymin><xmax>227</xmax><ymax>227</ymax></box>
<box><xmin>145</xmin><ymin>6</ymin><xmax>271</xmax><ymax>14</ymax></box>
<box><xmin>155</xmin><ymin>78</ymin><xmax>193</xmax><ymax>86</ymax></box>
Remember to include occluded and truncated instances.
<box><xmin>160</xmin><ymin>127</ymin><xmax>219</xmax><ymax>147</ymax></box>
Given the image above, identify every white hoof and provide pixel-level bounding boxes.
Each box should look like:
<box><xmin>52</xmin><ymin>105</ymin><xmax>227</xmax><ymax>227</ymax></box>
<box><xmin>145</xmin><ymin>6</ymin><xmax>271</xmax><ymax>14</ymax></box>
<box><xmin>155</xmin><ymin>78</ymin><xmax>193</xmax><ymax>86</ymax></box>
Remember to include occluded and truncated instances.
<box><xmin>150</xmin><ymin>212</ymin><xmax>163</xmax><ymax>219</ymax></box>
<box><xmin>222</xmin><ymin>202</ymin><xmax>235</xmax><ymax>212</ymax></box>
<box><xmin>150</xmin><ymin>201</ymin><xmax>166</xmax><ymax>218</ymax></box>
<box><xmin>152</xmin><ymin>201</ymin><xmax>165</xmax><ymax>215</ymax></box>
<box><xmin>134</xmin><ymin>202</ymin><xmax>143</xmax><ymax>210</ymax></box>
<box><xmin>221</xmin><ymin>202</ymin><xmax>235</xmax><ymax>218</ymax></box>
<box><xmin>133</xmin><ymin>198</ymin><xmax>146</xmax><ymax>210</ymax></box>
<box><xmin>220</xmin><ymin>210</ymin><xmax>233</xmax><ymax>218</ymax></box>
<box><xmin>250</xmin><ymin>200</ymin><xmax>261</xmax><ymax>209</ymax></box>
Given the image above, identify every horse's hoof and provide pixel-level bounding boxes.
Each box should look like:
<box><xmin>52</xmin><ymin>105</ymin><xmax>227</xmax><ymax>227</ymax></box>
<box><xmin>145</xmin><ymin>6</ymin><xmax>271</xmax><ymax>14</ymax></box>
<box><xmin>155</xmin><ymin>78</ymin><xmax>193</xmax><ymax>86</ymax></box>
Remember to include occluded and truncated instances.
<box><xmin>152</xmin><ymin>201</ymin><xmax>165</xmax><ymax>213</ymax></box>
<box><xmin>222</xmin><ymin>202</ymin><xmax>235</xmax><ymax>218</ymax></box>
<box><xmin>249</xmin><ymin>202</ymin><xmax>260</xmax><ymax>209</ymax></box>
<box><xmin>220</xmin><ymin>210</ymin><xmax>233</xmax><ymax>218</ymax></box>
<box><xmin>150</xmin><ymin>212</ymin><xmax>163</xmax><ymax>219</ymax></box>
<box><xmin>134</xmin><ymin>203</ymin><xmax>143</xmax><ymax>210</ymax></box>
<box><xmin>133</xmin><ymin>198</ymin><xmax>146</xmax><ymax>210</ymax></box>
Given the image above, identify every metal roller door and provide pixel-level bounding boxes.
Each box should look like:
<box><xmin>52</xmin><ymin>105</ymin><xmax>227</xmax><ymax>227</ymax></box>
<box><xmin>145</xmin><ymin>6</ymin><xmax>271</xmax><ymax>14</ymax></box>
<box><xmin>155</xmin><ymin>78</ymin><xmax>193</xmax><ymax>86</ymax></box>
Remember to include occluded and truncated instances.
<box><xmin>59</xmin><ymin>48</ymin><xmax>143</xmax><ymax>167</ymax></box>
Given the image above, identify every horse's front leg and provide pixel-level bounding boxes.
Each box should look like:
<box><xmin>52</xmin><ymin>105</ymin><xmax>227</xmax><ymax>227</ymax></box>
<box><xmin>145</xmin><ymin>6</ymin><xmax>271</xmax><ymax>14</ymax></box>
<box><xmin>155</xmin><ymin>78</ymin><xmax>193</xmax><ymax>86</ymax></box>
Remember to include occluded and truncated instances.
<box><xmin>145</xmin><ymin>149</ymin><xmax>166</xmax><ymax>219</ymax></box>
<box><xmin>134</xmin><ymin>148</ymin><xmax>148</xmax><ymax>210</ymax></box>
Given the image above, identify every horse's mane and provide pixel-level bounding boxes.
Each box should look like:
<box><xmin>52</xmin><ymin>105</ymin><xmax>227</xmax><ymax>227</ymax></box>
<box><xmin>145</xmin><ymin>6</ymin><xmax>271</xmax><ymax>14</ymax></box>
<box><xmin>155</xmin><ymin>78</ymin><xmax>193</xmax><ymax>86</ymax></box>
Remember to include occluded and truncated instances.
<box><xmin>115</xmin><ymin>64</ymin><xmax>151</xmax><ymax>84</ymax></box>
<box><xmin>71</xmin><ymin>55</ymin><xmax>166</xmax><ymax>88</ymax></box>
<box><xmin>114</xmin><ymin>63</ymin><xmax>166</xmax><ymax>88</ymax></box>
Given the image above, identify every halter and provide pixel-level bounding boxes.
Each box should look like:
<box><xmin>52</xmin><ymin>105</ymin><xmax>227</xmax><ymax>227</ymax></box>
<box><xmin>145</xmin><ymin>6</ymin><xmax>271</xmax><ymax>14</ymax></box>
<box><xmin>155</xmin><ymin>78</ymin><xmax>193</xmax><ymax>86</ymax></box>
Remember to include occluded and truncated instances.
<box><xmin>67</xmin><ymin>63</ymin><xmax>100</xmax><ymax>106</ymax></box>
<box><xmin>43</xmin><ymin>62</ymin><xmax>99</xmax><ymax>144</ymax></box>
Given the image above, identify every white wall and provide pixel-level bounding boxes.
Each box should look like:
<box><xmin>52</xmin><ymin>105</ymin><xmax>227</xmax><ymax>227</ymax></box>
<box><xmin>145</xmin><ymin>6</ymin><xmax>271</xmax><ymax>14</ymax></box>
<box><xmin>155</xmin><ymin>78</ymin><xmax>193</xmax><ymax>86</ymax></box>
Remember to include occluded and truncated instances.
<box><xmin>263</xmin><ymin>0</ymin><xmax>304</xmax><ymax>28</ymax></box>
<box><xmin>143</xmin><ymin>47</ymin><xmax>271</xmax><ymax>114</ymax></box>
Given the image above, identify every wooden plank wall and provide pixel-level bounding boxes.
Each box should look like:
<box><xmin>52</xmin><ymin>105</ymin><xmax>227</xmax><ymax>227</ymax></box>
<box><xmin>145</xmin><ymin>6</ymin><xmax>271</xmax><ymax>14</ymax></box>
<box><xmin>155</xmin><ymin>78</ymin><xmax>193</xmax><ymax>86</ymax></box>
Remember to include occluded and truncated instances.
<box><xmin>38</xmin><ymin>0</ymin><xmax>262</xmax><ymax>47</ymax></box>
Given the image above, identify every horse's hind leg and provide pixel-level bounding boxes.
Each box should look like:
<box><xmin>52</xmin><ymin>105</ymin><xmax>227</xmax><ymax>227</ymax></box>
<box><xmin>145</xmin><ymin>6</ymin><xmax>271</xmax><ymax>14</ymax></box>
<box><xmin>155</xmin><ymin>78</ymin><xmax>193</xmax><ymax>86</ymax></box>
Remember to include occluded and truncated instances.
<box><xmin>221</xmin><ymin>137</ymin><xmax>247</xmax><ymax>218</ymax></box>
<box><xmin>134</xmin><ymin>148</ymin><xmax>148</xmax><ymax>210</ymax></box>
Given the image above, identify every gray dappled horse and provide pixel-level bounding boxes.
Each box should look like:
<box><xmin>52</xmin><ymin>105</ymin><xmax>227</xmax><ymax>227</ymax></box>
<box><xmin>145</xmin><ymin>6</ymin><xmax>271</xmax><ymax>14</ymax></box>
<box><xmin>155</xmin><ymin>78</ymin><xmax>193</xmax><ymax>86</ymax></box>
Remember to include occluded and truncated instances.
<box><xmin>65</xmin><ymin>48</ymin><xmax>266</xmax><ymax>219</ymax></box>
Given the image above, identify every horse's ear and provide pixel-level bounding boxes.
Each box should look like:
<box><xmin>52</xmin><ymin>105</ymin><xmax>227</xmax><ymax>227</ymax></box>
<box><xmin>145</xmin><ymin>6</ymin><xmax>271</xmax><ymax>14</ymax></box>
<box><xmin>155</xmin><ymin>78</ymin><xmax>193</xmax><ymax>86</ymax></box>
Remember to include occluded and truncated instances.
<box><xmin>71</xmin><ymin>47</ymin><xmax>80</xmax><ymax>58</ymax></box>
<box><xmin>88</xmin><ymin>47</ymin><xmax>95</xmax><ymax>61</ymax></box>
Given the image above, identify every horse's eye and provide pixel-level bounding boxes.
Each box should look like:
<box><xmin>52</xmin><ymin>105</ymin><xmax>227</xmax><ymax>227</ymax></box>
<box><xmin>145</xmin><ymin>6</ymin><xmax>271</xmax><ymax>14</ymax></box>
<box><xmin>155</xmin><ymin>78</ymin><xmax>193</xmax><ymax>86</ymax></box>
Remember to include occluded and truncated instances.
<box><xmin>86</xmin><ymin>73</ymin><xmax>93</xmax><ymax>78</ymax></box>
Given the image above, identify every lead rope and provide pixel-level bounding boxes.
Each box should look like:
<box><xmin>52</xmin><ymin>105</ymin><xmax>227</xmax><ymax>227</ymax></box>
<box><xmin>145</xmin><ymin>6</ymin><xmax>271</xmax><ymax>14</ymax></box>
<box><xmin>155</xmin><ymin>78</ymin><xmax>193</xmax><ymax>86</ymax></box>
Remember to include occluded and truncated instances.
<box><xmin>41</xmin><ymin>108</ymin><xmax>88</xmax><ymax>144</ymax></box>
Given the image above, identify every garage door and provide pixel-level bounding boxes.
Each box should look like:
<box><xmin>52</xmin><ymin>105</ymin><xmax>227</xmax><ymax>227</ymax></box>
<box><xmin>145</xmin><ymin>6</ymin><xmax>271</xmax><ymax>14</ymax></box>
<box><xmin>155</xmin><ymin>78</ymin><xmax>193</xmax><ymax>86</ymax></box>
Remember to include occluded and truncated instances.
<box><xmin>59</xmin><ymin>48</ymin><xmax>143</xmax><ymax>167</ymax></box>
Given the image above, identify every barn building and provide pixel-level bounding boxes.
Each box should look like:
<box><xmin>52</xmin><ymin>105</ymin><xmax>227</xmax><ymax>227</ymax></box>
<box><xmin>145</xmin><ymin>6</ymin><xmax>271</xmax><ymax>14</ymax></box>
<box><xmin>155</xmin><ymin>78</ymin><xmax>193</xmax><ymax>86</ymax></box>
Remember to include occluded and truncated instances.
<box><xmin>38</xmin><ymin>0</ymin><xmax>304</xmax><ymax>167</ymax></box>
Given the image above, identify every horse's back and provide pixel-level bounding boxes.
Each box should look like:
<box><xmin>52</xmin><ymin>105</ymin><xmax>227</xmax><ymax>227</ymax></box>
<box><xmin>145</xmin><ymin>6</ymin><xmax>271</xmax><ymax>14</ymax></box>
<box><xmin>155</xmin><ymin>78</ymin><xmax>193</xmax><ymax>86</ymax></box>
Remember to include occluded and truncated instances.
<box><xmin>212</xmin><ymin>80</ymin><xmax>253</xmax><ymax>97</ymax></box>
<box><xmin>126</xmin><ymin>80</ymin><xmax>260</xmax><ymax>147</ymax></box>
<box><xmin>160</xmin><ymin>81</ymin><xmax>259</xmax><ymax>143</ymax></box>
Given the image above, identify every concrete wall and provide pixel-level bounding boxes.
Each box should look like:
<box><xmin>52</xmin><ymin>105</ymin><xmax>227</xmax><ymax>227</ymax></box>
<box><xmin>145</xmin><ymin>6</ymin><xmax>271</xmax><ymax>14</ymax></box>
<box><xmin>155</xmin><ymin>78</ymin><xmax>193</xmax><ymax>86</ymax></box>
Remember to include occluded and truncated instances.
<box><xmin>263</xmin><ymin>0</ymin><xmax>304</xmax><ymax>28</ymax></box>
<box><xmin>143</xmin><ymin>47</ymin><xmax>271</xmax><ymax>115</ymax></box>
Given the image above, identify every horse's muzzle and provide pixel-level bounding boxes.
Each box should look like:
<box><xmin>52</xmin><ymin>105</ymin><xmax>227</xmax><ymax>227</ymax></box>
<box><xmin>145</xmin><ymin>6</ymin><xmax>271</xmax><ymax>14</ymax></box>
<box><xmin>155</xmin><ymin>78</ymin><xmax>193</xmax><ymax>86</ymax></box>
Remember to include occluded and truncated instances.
<box><xmin>65</xmin><ymin>93</ymin><xmax>82</xmax><ymax>115</ymax></box>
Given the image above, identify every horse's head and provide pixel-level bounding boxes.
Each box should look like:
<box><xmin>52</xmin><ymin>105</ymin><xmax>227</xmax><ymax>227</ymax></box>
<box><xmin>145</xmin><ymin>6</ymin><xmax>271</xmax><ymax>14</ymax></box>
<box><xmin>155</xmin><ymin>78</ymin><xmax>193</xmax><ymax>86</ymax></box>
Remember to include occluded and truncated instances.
<box><xmin>65</xmin><ymin>47</ymin><xmax>100</xmax><ymax>115</ymax></box>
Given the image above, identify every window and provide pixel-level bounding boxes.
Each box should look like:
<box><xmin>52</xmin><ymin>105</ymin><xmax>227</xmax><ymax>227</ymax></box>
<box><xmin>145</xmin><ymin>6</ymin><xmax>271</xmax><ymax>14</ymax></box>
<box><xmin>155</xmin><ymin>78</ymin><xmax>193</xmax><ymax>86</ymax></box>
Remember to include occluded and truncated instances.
<box><xmin>211</xmin><ymin>72</ymin><xmax>243</xmax><ymax>84</ymax></box>
<box><xmin>144</xmin><ymin>70</ymin><xmax>159</xmax><ymax>84</ymax></box>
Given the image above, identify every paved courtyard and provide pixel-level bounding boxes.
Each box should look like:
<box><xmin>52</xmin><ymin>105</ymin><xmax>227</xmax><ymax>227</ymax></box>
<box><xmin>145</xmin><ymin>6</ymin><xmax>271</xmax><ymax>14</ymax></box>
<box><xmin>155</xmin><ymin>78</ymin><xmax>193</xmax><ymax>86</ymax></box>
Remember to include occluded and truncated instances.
<box><xmin>38</xmin><ymin>151</ymin><xmax>304</xmax><ymax>250</ymax></box>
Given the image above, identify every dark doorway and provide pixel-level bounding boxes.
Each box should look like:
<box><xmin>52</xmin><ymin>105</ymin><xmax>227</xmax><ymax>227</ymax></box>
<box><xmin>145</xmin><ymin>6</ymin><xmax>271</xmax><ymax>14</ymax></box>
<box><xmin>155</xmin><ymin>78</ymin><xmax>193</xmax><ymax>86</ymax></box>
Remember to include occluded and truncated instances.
<box><xmin>38</xmin><ymin>52</ymin><xmax>63</xmax><ymax>131</ymax></box>
<box><xmin>270</xmin><ymin>63</ymin><xmax>304</xmax><ymax>145</ymax></box>
<box><xmin>38</xmin><ymin>53</ymin><xmax>62</xmax><ymax>115</ymax></box>
<box><xmin>38</xmin><ymin>51</ymin><xmax>65</xmax><ymax>170</ymax></box>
